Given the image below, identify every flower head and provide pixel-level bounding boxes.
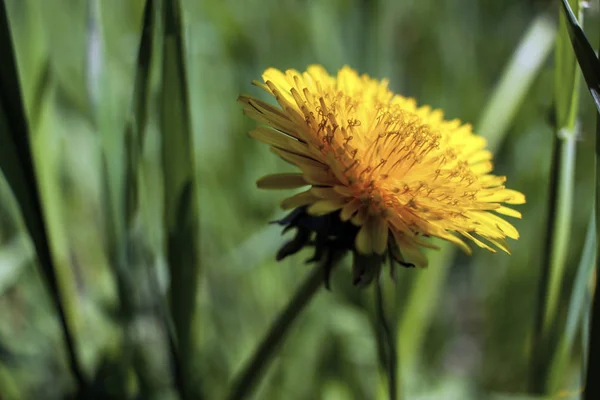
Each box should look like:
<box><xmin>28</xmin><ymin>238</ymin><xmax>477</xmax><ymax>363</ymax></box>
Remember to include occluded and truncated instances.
<box><xmin>239</xmin><ymin>65</ymin><xmax>525</xmax><ymax>280</ymax></box>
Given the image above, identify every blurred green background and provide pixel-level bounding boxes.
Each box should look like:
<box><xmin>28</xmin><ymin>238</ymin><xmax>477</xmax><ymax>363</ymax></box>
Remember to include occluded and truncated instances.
<box><xmin>0</xmin><ymin>0</ymin><xmax>597</xmax><ymax>399</ymax></box>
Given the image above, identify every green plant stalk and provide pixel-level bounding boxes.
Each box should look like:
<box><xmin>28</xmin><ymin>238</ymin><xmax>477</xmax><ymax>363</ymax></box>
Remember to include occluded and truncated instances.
<box><xmin>549</xmin><ymin>212</ymin><xmax>595</xmax><ymax>392</ymax></box>
<box><xmin>160</xmin><ymin>0</ymin><xmax>202</xmax><ymax>396</ymax></box>
<box><xmin>531</xmin><ymin>1</ymin><xmax>580</xmax><ymax>394</ymax></box>
<box><xmin>128</xmin><ymin>1</ymin><xmax>190</xmax><ymax>393</ymax></box>
<box><xmin>558</xmin><ymin>0</ymin><xmax>600</xmax><ymax>114</ymax></box>
<box><xmin>0</xmin><ymin>0</ymin><xmax>85</xmax><ymax>388</ymax></box>
<box><xmin>227</xmin><ymin>264</ymin><xmax>327</xmax><ymax>400</ymax></box>
<box><xmin>585</xmin><ymin>109</ymin><xmax>600</xmax><ymax>400</ymax></box>
<box><xmin>376</xmin><ymin>278</ymin><xmax>398</xmax><ymax>400</ymax></box>
<box><xmin>583</xmin><ymin>25</ymin><xmax>600</xmax><ymax>400</ymax></box>
<box><xmin>92</xmin><ymin>0</ymin><xmax>159</xmax><ymax>395</ymax></box>
<box><xmin>477</xmin><ymin>13</ymin><xmax>556</xmax><ymax>147</ymax></box>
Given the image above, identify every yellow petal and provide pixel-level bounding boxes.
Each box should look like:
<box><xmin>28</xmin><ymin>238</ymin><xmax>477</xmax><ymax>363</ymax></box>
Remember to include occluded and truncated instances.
<box><xmin>468</xmin><ymin>150</ymin><xmax>492</xmax><ymax>164</ymax></box>
<box><xmin>460</xmin><ymin>231</ymin><xmax>496</xmax><ymax>253</ymax></box>
<box><xmin>503</xmin><ymin>189</ymin><xmax>526</xmax><ymax>204</ymax></box>
<box><xmin>413</xmin><ymin>236</ymin><xmax>440</xmax><ymax>250</ymax></box>
<box><xmin>372</xmin><ymin>218</ymin><xmax>389</xmax><ymax>255</ymax></box>
<box><xmin>436</xmin><ymin>231</ymin><xmax>472</xmax><ymax>255</ymax></box>
<box><xmin>487</xmin><ymin>236</ymin><xmax>511</xmax><ymax>254</ymax></box>
<box><xmin>238</xmin><ymin>96</ymin><xmax>300</xmax><ymax>139</ymax></box>
<box><xmin>495</xmin><ymin>206</ymin><xmax>522</xmax><ymax>219</ymax></box>
<box><xmin>303</xmin><ymin>168</ymin><xmax>340</xmax><ymax>186</ymax></box>
<box><xmin>333</xmin><ymin>185</ymin><xmax>354</xmax><ymax>197</ymax></box>
<box><xmin>249</xmin><ymin>127</ymin><xmax>312</xmax><ymax>158</ymax></box>
<box><xmin>477</xmin><ymin>188</ymin><xmax>525</xmax><ymax>204</ymax></box>
<box><xmin>355</xmin><ymin>220</ymin><xmax>373</xmax><ymax>254</ymax></box>
<box><xmin>391</xmin><ymin>230</ymin><xmax>428</xmax><ymax>267</ymax></box>
<box><xmin>400</xmin><ymin>243</ymin><xmax>429</xmax><ymax>268</ymax></box>
<box><xmin>470</xmin><ymin>161</ymin><xmax>493</xmax><ymax>175</ymax></box>
<box><xmin>340</xmin><ymin>199</ymin><xmax>362</xmax><ymax>221</ymax></box>
<box><xmin>351</xmin><ymin>206</ymin><xmax>368</xmax><ymax>226</ymax></box>
<box><xmin>310</xmin><ymin>187</ymin><xmax>343</xmax><ymax>200</ymax></box>
<box><xmin>307</xmin><ymin>199</ymin><xmax>347</xmax><ymax>216</ymax></box>
<box><xmin>280</xmin><ymin>190</ymin><xmax>317</xmax><ymax>210</ymax></box>
<box><xmin>271</xmin><ymin>147</ymin><xmax>326</xmax><ymax>171</ymax></box>
<box><xmin>472</xmin><ymin>211</ymin><xmax>519</xmax><ymax>239</ymax></box>
<box><xmin>257</xmin><ymin>173</ymin><xmax>307</xmax><ymax>190</ymax></box>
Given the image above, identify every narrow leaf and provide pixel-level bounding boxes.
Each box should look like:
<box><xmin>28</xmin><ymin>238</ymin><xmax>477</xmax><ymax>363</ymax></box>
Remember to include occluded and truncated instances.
<box><xmin>560</xmin><ymin>0</ymin><xmax>600</xmax><ymax>113</ymax></box>
<box><xmin>160</xmin><ymin>0</ymin><xmax>202</xmax><ymax>397</ymax></box>
<box><xmin>0</xmin><ymin>0</ymin><xmax>85</xmax><ymax>387</ymax></box>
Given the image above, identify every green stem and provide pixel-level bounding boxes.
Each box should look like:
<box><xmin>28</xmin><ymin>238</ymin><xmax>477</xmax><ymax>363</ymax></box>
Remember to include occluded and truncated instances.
<box><xmin>0</xmin><ymin>0</ymin><xmax>86</xmax><ymax>389</ymax></box>
<box><xmin>548</xmin><ymin>212</ymin><xmax>595</xmax><ymax>392</ymax></box>
<box><xmin>531</xmin><ymin>1</ymin><xmax>581</xmax><ymax>393</ymax></box>
<box><xmin>531</xmin><ymin>81</ymin><xmax>578</xmax><ymax>396</ymax></box>
<box><xmin>584</xmin><ymin>25</ymin><xmax>600</xmax><ymax>399</ymax></box>
<box><xmin>227</xmin><ymin>265</ymin><xmax>326</xmax><ymax>400</ymax></box>
<box><xmin>375</xmin><ymin>279</ymin><xmax>398</xmax><ymax>400</ymax></box>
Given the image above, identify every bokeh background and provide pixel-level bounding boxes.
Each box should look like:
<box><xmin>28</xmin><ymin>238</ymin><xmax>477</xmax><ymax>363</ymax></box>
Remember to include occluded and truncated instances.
<box><xmin>0</xmin><ymin>0</ymin><xmax>597</xmax><ymax>399</ymax></box>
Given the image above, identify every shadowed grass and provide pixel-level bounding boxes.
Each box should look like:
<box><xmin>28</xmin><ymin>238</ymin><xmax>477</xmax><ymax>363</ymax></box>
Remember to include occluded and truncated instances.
<box><xmin>160</xmin><ymin>0</ymin><xmax>202</xmax><ymax>397</ymax></box>
<box><xmin>553</xmin><ymin>1</ymin><xmax>600</xmax><ymax>398</ymax></box>
<box><xmin>0</xmin><ymin>0</ymin><xmax>85</xmax><ymax>389</ymax></box>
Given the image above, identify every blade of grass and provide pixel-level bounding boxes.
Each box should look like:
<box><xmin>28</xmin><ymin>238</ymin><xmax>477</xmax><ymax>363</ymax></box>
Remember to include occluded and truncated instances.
<box><xmin>227</xmin><ymin>264</ymin><xmax>328</xmax><ymax>400</ymax></box>
<box><xmin>126</xmin><ymin>0</ymin><xmax>187</xmax><ymax>394</ymax></box>
<box><xmin>90</xmin><ymin>0</ymin><xmax>166</xmax><ymax>395</ymax></box>
<box><xmin>531</xmin><ymin>1</ymin><xmax>581</xmax><ymax>394</ymax></box>
<box><xmin>160</xmin><ymin>0</ymin><xmax>202</xmax><ymax>397</ymax></box>
<box><xmin>552</xmin><ymin>1</ymin><xmax>600</xmax><ymax>398</ymax></box>
<box><xmin>584</xmin><ymin>20</ymin><xmax>600</xmax><ymax>399</ymax></box>
<box><xmin>549</xmin><ymin>211</ymin><xmax>595</xmax><ymax>393</ymax></box>
<box><xmin>559</xmin><ymin>0</ymin><xmax>600</xmax><ymax>114</ymax></box>
<box><xmin>477</xmin><ymin>13</ymin><xmax>556</xmax><ymax>149</ymax></box>
<box><xmin>0</xmin><ymin>0</ymin><xmax>85</xmax><ymax>388</ymax></box>
<box><xmin>585</xmin><ymin>101</ymin><xmax>600</xmax><ymax>399</ymax></box>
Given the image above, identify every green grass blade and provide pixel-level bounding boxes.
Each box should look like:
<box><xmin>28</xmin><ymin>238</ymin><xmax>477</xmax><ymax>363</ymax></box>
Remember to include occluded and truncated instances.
<box><xmin>549</xmin><ymin>211</ymin><xmax>595</xmax><ymax>393</ymax></box>
<box><xmin>0</xmin><ymin>0</ymin><xmax>85</xmax><ymax>388</ymax></box>
<box><xmin>584</xmin><ymin>22</ymin><xmax>600</xmax><ymax>398</ymax></box>
<box><xmin>559</xmin><ymin>0</ymin><xmax>600</xmax><ymax>113</ymax></box>
<box><xmin>160</xmin><ymin>0</ymin><xmax>202</xmax><ymax>397</ymax></box>
<box><xmin>585</xmin><ymin>114</ymin><xmax>600</xmax><ymax>399</ymax></box>
<box><xmin>530</xmin><ymin>1</ymin><xmax>581</xmax><ymax>394</ymax></box>
<box><xmin>553</xmin><ymin>1</ymin><xmax>600</xmax><ymax>397</ymax></box>
<box><xmin>477</xmin><ymin>13</ymin><xmax>556</xmax><ymax>150</ymax></box>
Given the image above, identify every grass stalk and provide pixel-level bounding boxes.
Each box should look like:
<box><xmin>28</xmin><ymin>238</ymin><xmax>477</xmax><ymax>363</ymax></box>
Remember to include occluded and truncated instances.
<box><xmin>546</xmin><ymin>1</ymin><xmax>600</xmax><ymax>397</ymax></box>
<box><xmin>530</xmin><ymin>0</ymin><xmax>580</xmax><ymax>393</ymax></box>
<box><xmin>0</xmin><ymin>0</ymin><xmax>85</xmax><ymax>389</ymax></box>
<box><xmin>227</xmin><ymin>264</ymin><xmax>327</xmax><ymax>400</ymax></box>
<box><xmin>584</xmin><ymin>37</ymin><xmax>600</xmax><ymax>400</ymax></box>
<box><xmin>160</xmin><ymin>0</ymin><xmax>202</xmax><ymax>396</ymax></box>
<box><xmin>585</xmin><ymin>100</ymin><xmax>600</xmax><ymax>400</ymax></box>
<box><xmin>549</xmin><ymin>212</ymin><xmax>595</xmax><ymax>393</ymax></box>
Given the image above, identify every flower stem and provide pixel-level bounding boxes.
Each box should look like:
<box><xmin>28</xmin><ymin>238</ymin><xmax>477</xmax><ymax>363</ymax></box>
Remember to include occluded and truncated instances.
<box><xmin>227</xmin><ymin>264</ymin><xmax>327</xmax><ymax>400</ymax></box>
<box><xmin>375</xmin><ymin>279</ymin><xmax>398</xmax><ymax>400</ymax></box>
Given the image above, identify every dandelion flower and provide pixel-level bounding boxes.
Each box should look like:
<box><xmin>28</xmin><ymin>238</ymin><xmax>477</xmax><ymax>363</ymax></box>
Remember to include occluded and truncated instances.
<box><xmin>239</xmin><ymin>65</ymin><xmax>525</xmax><ymax>284</ymax></box>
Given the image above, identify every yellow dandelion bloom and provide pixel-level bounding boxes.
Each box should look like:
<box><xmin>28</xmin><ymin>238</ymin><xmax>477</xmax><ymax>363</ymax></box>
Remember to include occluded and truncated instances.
<box><xmin>239</xmin><ymin>65</ymin><xmax>525</xmax><ymax>267</ymax></box>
